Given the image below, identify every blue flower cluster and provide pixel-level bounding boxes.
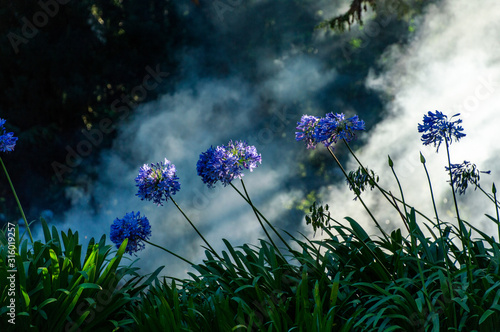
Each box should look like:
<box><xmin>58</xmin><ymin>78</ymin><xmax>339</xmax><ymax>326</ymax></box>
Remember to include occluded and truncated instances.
<box><xmin>446</xmin><ymin>161</ymin><xmax>490</xmax><ymax>195</ymax></box>
<box><xmin>295</xmin><ymin>115</ymin><xmax>319</xmax><ymax>149</ymax></box>
<box><xmin>110</xmin><ymin>211</ymin><xmax>151</xmax><ymax>255</ymax></box>
<box><xmin>418</xmin><ymin>111</ymin><xmax>466</xmax><ymax>152</ymax></box>
<box><xmin>295</xmin><ymin>112</ymin><xmax>365</xmax><ymax>149</ymax></box>
<box><xmin>197</xmin><ymin>140</ymin><xmax>261</xmax><ymax>188</ymax></box>
<box><xmin>0</xmin><ymin>118</ymin><xmax>18</xmax><ymax>153</ymax></box>
<box><xmin>135</xmin><ymin>158</ymin><xmax>180</xmax><ymax>205</ymax></box>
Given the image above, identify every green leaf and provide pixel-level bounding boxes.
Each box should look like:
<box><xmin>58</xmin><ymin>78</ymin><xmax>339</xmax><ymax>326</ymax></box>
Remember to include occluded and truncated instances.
<box><xmin>49</xmin><ymin>249</ymin><xmax>61</xmax><ymax>290</ymax></box>
<box><xmin>479</xmin><ymin>309</ymin><xmax>497</xmax><ymax>325</ymax></box>
<box><xmin>452</xmin><ymin>296</ymin><xmax>470</xmax><ymax>312</ymax></box>
<box><xmin>78</xmin><ymin>283</ymin><xmax>102</xmax><ymax>290</ymax></box>
<box><xmin>42</xmin><ymin>219</ymin><xmax>51</xmax><ymax>243</ymax></box>
<box><xmin>345</xmin><ymin>217</ymin><xmax>370</xmax><ymax>242</ymax></box>
<box><xmin>39</xmin><ymin>297</ymin><xmax>58</xmax><ymax>307</ymax></box>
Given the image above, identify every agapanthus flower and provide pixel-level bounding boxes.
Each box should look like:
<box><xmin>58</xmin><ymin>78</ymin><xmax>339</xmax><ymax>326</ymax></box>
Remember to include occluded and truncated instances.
<box><xmin>197</xmin><ymin>140</ymin><xmax>261</xmax><ymax>188</ymax></box>
<box><xmin>346</xmin><ymin>166</ymin><xmax>379</xmax><ymax>198</ymax></box>
<box><xmin>135</xmin><ymin>158</ymin><xmax>180</xmax><ymax>205</ymax></box>
<box><xmin>110</xmin><ymin>211</ymin><xmax>151</xmax><ymax>255</ymax></box>
<box><xmin>446</xmin><ymin>161</ymin><xmax>490</xmax><ymax>195</ymax></box>
<box><xmin>295</xmin><ymin>115</ymin><xmax>320</xmax><ymax>149</ymax></box>
<box><xmin>313</xmin><ymin>113</ymin><xmax>365</xmax><ymax>147</ymax></box>
<box><xmin>0</xmin><ymin>118</ymin><xmax>18</xmax><ymax>152</ymax></box>
<box><xmin>225</xmin><ymin>140</ymin><xmax>261</xmax><ymax>172</ymax></box>
<box><xmin>418</xmin><ymin>111</ymin><xmax>466</xmax><ymax>152</ymax></box>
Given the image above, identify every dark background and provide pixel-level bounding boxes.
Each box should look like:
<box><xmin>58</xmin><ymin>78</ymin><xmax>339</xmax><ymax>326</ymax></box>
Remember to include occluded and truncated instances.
<box><xmin>0</xmin><ymin>0</ymin><xmax>428</xmax><ymax>227</ymax></box>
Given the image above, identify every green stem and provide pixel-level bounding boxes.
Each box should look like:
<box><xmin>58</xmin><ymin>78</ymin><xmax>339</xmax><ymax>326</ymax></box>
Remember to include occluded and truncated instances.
<box><xmin>493</xmin><ymin>184</ymin><xmax>500</xmax><ymax>241</ymax></box>
<box><xmin>230</xmin><ymin>181</ymin><xmax>292</xmax><ymax>253</ymax></box>
<box><xmin>444</xmin><ymin>143</ymin><xmax>461</xmax><ymax>225</ymax></box>
<box><xmin>343</xmin><ymin>141</ymin><xmax>404</xmax><ymax>217</ymax></box>
<box><xmin>421</xmin><ymin>154</ymin><xmax>455</xmax><ymax>324</ymax></box>
<box><xmin>478</xmin><ymin>185</ymin><xmax>500</xmax><ymax>207</ymax></box>
<box><xmin>170</xmin><ymin>197</ymin><xmax>222</xmax><ymax>261</ymax></box>
<box><xmin>386</xmin><ymin>157</ymin><xmax>431</xmax><ymax>313</ymax></box>
<box><xmin>239</xmin><ymin>180</ymin><xmax>279</xmax><ymax>250</ymax></box>
<box><xmin>421</xmin><ymin>155</ymin><xmax>448</xmax><ymax>257</ymax></box>
<box><xmin>0</xmin><ymin>157</ymin><xmax>33</xmax><ymax>243</ymax></box>
<box><xmin>421</xmin><ymin>158</ymin><xmax>441</xmax><ymax>229</ymax></box>
<box><xmin>143</xmin><ymin>239</ymin><xmax>194</xmax><ymax>265</ymax></box>
<box><xmin>444</xmin><ymin>142</ymin><xmax>472</xmax><ymax>283</ymax></box>
<box><xmin>326</xmin><ymin>147</ymin><xmax>390</xmax><ymax>243</ymax></box>
<box><xmin>389</xmin><ymin>162</ymin><xmax>411</xmax><ymax>234</ymax></box>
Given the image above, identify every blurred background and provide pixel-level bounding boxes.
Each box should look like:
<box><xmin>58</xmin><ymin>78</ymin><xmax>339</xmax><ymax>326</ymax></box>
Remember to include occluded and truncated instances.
<box><xmin>1</xmin><ymin>0</ymin><xmax>499</xmax><ymax>277</ymax></box>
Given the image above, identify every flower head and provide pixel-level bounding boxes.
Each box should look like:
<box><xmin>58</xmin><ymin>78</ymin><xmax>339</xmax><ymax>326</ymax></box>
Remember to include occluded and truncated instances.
<box><xmin>225</xmin><ymin>140</ymin><xmax>261</xmax><ymax>172</ymax></box>
<box><xmin>313</xmin><ymin>113</ymin><xmax>365</xmax><ymax>147</ymax></box>
<box><xmin>135</xmin><ymin>158</ymin><xmax>180</xmax><ymax>205</ymax></box>
<box><xmin>346</xmin><ymin>166</ymin><xmax>379</xmax><ymax>198</ymax></box>
<box><xmin>110</xmin><ymin>211</ymin><xmax>151</xmax><ymax>255</ymax></box>
<box><xmin>197</xmin><ymin>140</ymin><xmax>261</xmax><ymax>188</ymax></box>
<box><xmin>295</xmin><ymin>115</ymin><xmax>320</xmax><ymax>149</ymax></box>
<box><xmin>446</xmin><ymin>161</ymin><xmax>490</xmax><ymax>195</ymax></box>
<box><xmin>0</xmin><ymin>118</ymin><xmax>18</xmax><ymax>153</ymax></box>
<box><xmin>418</xmin><ymin>111</ymin><xmax>465</xmax><ymax>152</ymax></box>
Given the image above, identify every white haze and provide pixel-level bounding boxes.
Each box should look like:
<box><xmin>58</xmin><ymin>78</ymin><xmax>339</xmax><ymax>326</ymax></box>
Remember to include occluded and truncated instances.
<box><xmin>45</xmin><ymin>64</ymin><xmax>336</xmax><ymax>277</ymax></box>
<box><xmin>322</xmin><ymin>0</ymin><xmax>500</xmax><ymax>239</ymax></box>
<box><xmin>40</xmin><ymin>0</ymin><xmax>500</xmax><ymax>278</ymax></box>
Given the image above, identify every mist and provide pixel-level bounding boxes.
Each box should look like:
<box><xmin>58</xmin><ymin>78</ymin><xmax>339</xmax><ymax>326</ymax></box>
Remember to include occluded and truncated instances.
<box><xmin>39</xmin><ymin>0</ymin><xmax>500</xmax><ymax>278</ymax></box>
<box><xmin>323</xmin><ymin>0</ymin><xmax>500</xmax><ymax>239</ymax></box>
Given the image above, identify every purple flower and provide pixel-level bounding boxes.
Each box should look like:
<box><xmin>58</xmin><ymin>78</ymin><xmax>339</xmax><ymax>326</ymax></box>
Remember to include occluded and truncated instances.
<box><xmin>418</xmin><ymin>111</ymin><xmax>466</xmax><ymax>152</ymax></box>
<box><xmin>110</xmin><ymin>211</ymin><xmax>151</xmax><ymax>255</ymax></box>
<box><xmin>135</xmin><ymin>158</ymin><xmax>180</xmax><ymax>205</ymax></box>
<box><xmin>225</xmin><ymin>140</ymin><xmax>261</xmax><ymax>172</ymax></box>
<box><xmin>295</xmin><ymin>115</ymin><xmax>320</xmax><ymax>149</ymax></box>
<box><xmin>0</xmin><ymin>118</ymin><xmax>18</xmax><ymax>153</ymax></box>
<box><xmin>446</xmin><ymin>161</ymin><xmax>490</xmax><ymax>195</ymax></box>
<box><xmin>197</xmin><ymin>140</ymin><xmax>261</xmax><ymax>188</ymax></box>
<box><xmin>313</xmin><ymin>113</ymin><xmax>365</xmax><ymax>147</ymax></box>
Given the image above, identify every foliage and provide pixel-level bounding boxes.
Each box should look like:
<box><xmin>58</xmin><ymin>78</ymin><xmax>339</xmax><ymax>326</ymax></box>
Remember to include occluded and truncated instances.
<box><xmin>121</xmin><ymin>110</ymin><xmax>500</xmax><ymax>331</ymax></box>
<box><xmin>3</xmin><ymin>108</ymin><xmax>500</xmax><ymax>330</ymax></box>
<box><xmin>2</xmin><ymin>2</ymin><xmax>499</xmax><ymax>329</ymax></box>
<box><xmin>317</xmin><ymin>0</ymin><xmax>430</xmax><ymax>32</ymax></box>
<box><xmin>123</xmin><ymin>212</ymin><xmax>500</xmax><ymax>331</ymax></box>
<box><xmin>0</xmin><ymin>219</ymin><xmax>159</xmax><ymax>331</ymax></box>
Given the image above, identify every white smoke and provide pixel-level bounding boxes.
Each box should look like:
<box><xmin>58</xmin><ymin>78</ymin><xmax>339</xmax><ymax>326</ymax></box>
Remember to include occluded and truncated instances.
<box><xmin>49</xmin><ymin>64</ymin><xmax>335</xmax><ymax>277</ymax></box>
<box><xmin>42</xmin><ymin>0</ymin><xmax>500</xmax><ymax>279</ymax></box>
<box><xmin>322</xmin><ymin>0</ymin><xmax>500</xmax><ymax>239</ymax></box>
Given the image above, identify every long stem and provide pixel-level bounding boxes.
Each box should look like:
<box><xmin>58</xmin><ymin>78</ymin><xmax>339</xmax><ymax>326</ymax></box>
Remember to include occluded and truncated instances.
<box><xmin>143</xmin><ymin>239</ymin><xmax>194</xmax><ymax>265</ymax></box>
<box><xmin>421</xmin><ymin>156</ymin><xmax>448</xmax><ymax>255</ymax></box>
<box><xmin>444</xmin><ymin>143</ymin><xmax>461</xmax><ymax>224</ymax></box>
<box><xmin>239</xmin><ymin>181</ymin><xmax>279</xmax><ymax>249</ymax></box>
<box><xmin>326</xmin><ymin>147</ymin><xmax>390</xmax><ymax>243</ymax></box>
<box><xmin>0</xmin><ymin>157</ymin><xmax>33</xmax><ymax>243</ymax></box>
<box><xmin>444</xmin><ymin>142</ymin><xmax>472</xmax><ymax>283</ymax></box>
<box><xmin>343</xmin><ymin>141</ymin><xmax>403</xmax><ymax>215</ymax></box>
<box><xmin>170</xmin><ymin>197</ymin><xmax>222</xmax><ymax>261</ymax></box>
<box><xmin>230</xmin><ymin>181</ymin><xmax>292</xmax><ymax>252</ymax></box>
<box><xmin>493</xmin><ymin>184</ymin><xmax>500</xmax><ymax>241</ymax></box>
<box><xmin>421</xmin><ymin>154</ymin><xmax>456</xmax><ymax>325</ymax></box>
<box><xmin>422</xmin><ymin>160</ymin><xmax>441</xmax><ymax>227</ymax></box>
<box><xmin>388</xmin><ymin>161</ymin><xmax>411</xmax><ymax>233</ymax></box>
<box><xmin>386</xmin><ymin>157</ymin><xmax>432</xmax><ymax>313</ymax></box>
<box><xmin>477</xmin><ymin>185</ymin><xmax>500</xmax><ymax>207</ymax></box>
